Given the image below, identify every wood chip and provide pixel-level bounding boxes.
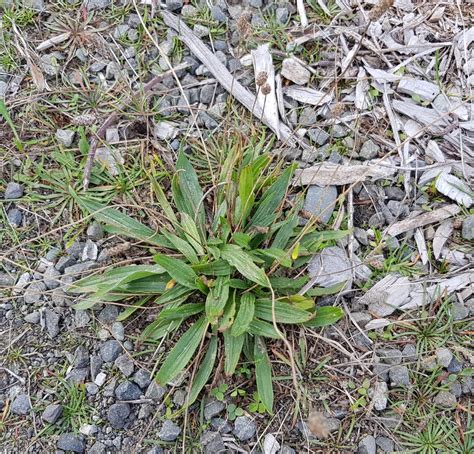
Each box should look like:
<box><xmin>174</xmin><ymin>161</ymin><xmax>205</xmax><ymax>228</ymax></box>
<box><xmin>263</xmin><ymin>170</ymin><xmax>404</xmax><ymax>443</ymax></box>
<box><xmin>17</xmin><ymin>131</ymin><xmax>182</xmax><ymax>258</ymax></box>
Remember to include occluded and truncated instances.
<box><xmin>293</xmin><ymin>160</ymin><xmax>396</xmax><ymax>186</ymax></box>
<box><xmin>414</xmin><ymin>228</ymin><xmax>428</xmax><ymax>265</ymax></box>
<box><xmin>433</xmin><ymin>220</ymin><xmax>453</xmax><ymax>260</ymax></box>
<box><xmin>384</xmin><ymin>204</ymin><xmax>461</xmax><ymax>237</ymax></box>
<box><xmin>283</xmin><ymin>85</ymin><xmax>332</xmax><ymax>106</ymax></box>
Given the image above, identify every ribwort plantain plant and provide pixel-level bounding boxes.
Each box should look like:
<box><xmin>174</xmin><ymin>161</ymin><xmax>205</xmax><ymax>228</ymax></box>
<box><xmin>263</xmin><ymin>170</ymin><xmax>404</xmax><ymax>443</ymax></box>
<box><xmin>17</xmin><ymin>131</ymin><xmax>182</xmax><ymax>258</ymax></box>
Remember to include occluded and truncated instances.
<box><xmin>70</xmin><ymin>149</ymin><xmax>345</xmax><ymax>413</ymax></box>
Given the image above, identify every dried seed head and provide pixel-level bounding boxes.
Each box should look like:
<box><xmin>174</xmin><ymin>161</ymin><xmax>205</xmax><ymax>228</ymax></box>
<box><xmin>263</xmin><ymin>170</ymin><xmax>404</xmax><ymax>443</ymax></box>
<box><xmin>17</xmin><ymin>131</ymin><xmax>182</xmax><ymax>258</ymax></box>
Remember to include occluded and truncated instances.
<box><xmin>307</xmin><ymin>412</ymin><xmax>330</xmax><ymax>439</ymax></box>
<box><xmin>369</xmin><ymin>0</ymin><xmax>394</xmax><ymax>21</ymax></box>
<box><xmin>331</xmin><ymin>102</ymin><xmax>345</xmax><ymax>118</ymax></box>
<box><xmin>72</xmin><ymin>113</ymin><xmax>97</xmax><ymax>126</ymax></box>
<box><xmin>256</xmin><ymin>71</ymin><xmax>268</xmax><ymax>87</ymax></box>
<box><xmin>261</xmin><ymin>83</ymin><xmax>271</xmax><ymax>96</ymax></box>
<box><xmin>236</xmin><ymin>13</ymin><xmax>252</xmax><ymax>38</ymax></box>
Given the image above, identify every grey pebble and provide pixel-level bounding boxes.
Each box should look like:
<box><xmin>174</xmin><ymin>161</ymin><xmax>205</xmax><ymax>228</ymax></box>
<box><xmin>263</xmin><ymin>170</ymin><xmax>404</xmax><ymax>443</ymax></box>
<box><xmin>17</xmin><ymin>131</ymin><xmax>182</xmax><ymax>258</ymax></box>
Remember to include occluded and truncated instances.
<box><xmin>107</xmin><ymin>403</ymin><xmax>130</xmax><ymax>429</ymax></box>
<box><xmin>303</xmin><ymin>186</ymin><xmax>337</xmax><ymax>224</ymax></box>
<box><xmin>24</xmin><ymin>311</ymin><xmax>40</xmax><ymax>324</ymax></box>
<box><xmin>42</xmin><ymin>404</ymin><xmax>62</xmax><ymax>424</ymax></box>
<box><xmin>86</xmin><ymin>382</ymin><xmax>99</xmax><ymax>396</ymax></box>
<box><xmin>111</xmin><ymin>321</ymin><xmax>125</xmax><ymax>341</ymax></box>
<box><xmin>82</xmin><ymin>239</ymin><xmax>98</xmax><ymax>261</ymax></box>
<box><xmin>233</xmin><ymin>416</ymin><xmax>256</xmax><ymax>441</ymax></box>
<box><xmin>44</xmin><ymin>266</ymin><xmax>61</xmax><ymax>289</ymax></box>
<box><xmin>11</xmin><ymin>394</ymin><xmax>31</xmax><ymax>415</ymax></box>
<box><xmin>359</xmin><ymin>140</ymin><xmax>380</xmax><ymax>160</ymax></box>
<box><xmin>88</xmin><ymin>442</ymin><xmax>106</xmax><ymax>454</ymax></box>
<box><xmin>132</xmin><ymin>369</ymin><xmax>151</xmax><ymax>389</ymax></box>
<box><xmin>276</xmin><ymin>7</ymin><xmax>289</xmax><ymax>24</ymax></box>
<box><xmin>145</xmin><ymin>381</ymin><xmax>166</xmax><ymax>401</ymax></box>
<box><xmin>204</xmin><ymin>399</ymin><xmax>225</xmax><ymax>420</ymax></box>
<box><xmin>158</xmin><ymin>419</ymin><xmax>181</xmax><ymax>441</ymax></box>
<box><xmin>358</xmin><ymin>435</ymin><xmax>376</xmax><ymax>454</ymax></box>
<box><xmin>84</xmin><ymin>0</ymin><xmax>111</xmax><ymax>9</ymax></box>
<box><xmin>90</xmin><ymin>355</ymin><xmax>103</xmax><ymax>381</ymax></box>
<box><xmin>100</xmin><ymin>340</ymin><xmax>122</xmax><ymax>362</ymax></box>
<box><xmin>98</xmin><ymin>304</ymin><xmax>119</xmax><ymax>324</ymax></box>
<box><xmin>4</xmin><ymin>182</ymin><xmax>24</xmax><ymax>199</ymax></box>
<box><xmin>55</xmin><ymin>129</ymin><xmax>75</xmax><ymax>147</ymax></box>
<box><xmin>146</xmin><ymin>447</ymin><xmax>164</xmax><ymax>454</ymax></box>
<box><xmin>73</xmin><ymin>346</ymin><xmax>89</xmax><ymax>368</ymax></box>
<box><xmin>211</xmin><ymin>6</ymin><xmax>226</xmax><ymax>22</ymax></box>
<box><xmin>436</xmin><ymin>347</ymin><xmax>453</xmax><ymax>368</ymax></box>
<box><xmin>378</xmin><ymin>348</ymin><xmax>402</xmax><ymax>365</ymax></box>
<box><xmin>452</xmin><ymin>302</ymin><xmax>469</xmax><ymax>320</ymax></box>
<box><xmin>23</xmin><ymin>281</ymin><xmax>46</xmax><ymax>304</ymax></box>
<box><xmin>57</xmin><ymin>433</ymin><xmax>85</xmax><ymax>453</ymax></box>
<box><xmin>75</xmin><ymin>310</ymin><xmax>91</xmax><ymax>328</ymax></box>
<box><xmin>44</xmin><ymin>308</ymin><xmax>60</xmax><ymax>338</ymax></box>
<box><xmin>115</xmin><ymin>355</ymin><xmax>134</xmax><ymax>377</ymax></box>
<box><xmin>210</xmin><ymin>418</ymin><xmax>232</xmax><ymax>434</ymax></box>
<box><xmin>389</xmin><ymin>365</ymin><xmax>410</xmax><ymax>387</ymax></box>
<box><xmin>375</xmin><ymin>436</ymin><xmax>394</xmax><ymax>452</ymax></box>
<box><xmin>7</xmin><ymin>208</ymin><xmax>22</xmax><ymax>227</ymax></box>
<box><xmin>447</xmin><ymin>356</ymin><xmax>463</xmax><ymax>373</ymax></box>
<box><xmin>433</xmin><ymin>391</ymin><xmax>457</xmax><ymax>408</ymax></box>
<box><xmin>55</xmin><ymin>255</ymin><xmax>76</xmax><ymax>272</ymax></box>
<box><xmin>115</xmin><ymin>381</ymin><xmax>141</xmax><ymax>400</ymax></box>
<box><xmin>462</xmin><ymin>215</ymin><xmax>474</xmax><ymax>240</ymax></box>
<box><xmin>87</xmin><ymin>221</ymin><xmax>103</xmax><ymax>240</ymax></box>
<box><xmin>67</xmin><ymin>368</ymin><xmax>88</xmax><ymax>384</ymax></box>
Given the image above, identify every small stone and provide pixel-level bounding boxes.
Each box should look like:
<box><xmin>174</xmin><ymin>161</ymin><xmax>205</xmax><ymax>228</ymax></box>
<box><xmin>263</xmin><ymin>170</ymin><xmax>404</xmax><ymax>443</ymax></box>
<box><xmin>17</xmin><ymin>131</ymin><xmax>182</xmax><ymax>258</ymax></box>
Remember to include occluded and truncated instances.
<box><xmin>434</xmin><ymin>390</ymin><xmax>457</xmax><ymax>408</ymax></box>
<box><xmin>447</xmin><ymin>356</ymin><xmax>463</xmax><ymax>373</ymax></box>
<box><xmin>55</xmin><ymin>255</ymin><xmax>76</xmax><ymax>272</ymax></box>
<box><xmin>401</xmin><ymin>344</ymin><xmax>417</xmax><ymax>362</ymax></box>
<box><xmin>57</xmin><ymin>433</ymin><xmax>85</xmax><ymax>453</ymax></box>
<box><xmin>7</xmin><ymin>208</ymin><xmax>22</xmax><ymax>227</ymax></box>
<box><xmin>436</xmin><ymin>348</ymin><xmax>453</xmax><ymax>368</ymax></box>
<box><xmin>389</xmin><ymin>365</ymin><xmax>410</xmax><ymax>387</ymax></box>
<box><xmin>55</xmin><ymin>129</ymin><xmax>75</xmax><ymax>147</ymax></box>
<box><xmin>98</xmin><ymin>305</ymin><xmax>119</xmax><ymax>324</ymax></box>
<box><xmin>370</xmin><ymin>381</ymin><xmax>388</xmax><ymax>411</ymax></box>
<box><xmin>24</xmin><ymin>312</ymin><xmax>40</xmax><ymax>324</ymax></box>
<box><xmin>106</xmin><ymin>61</ymin><xmax>121</xmax><ymax>80</ymax></box>
<box><xmin>280</xmin><ymin>447</ymin><xmax>296</xmax><ymax>454</ymax></box>
<box><xmin>211</xmin><ymin>6</ymin><xmax>226</xmax><ymax>22</ymax></box>
<box><xmin>154</xmin><ymin>121</ymin><xmax>179</xmax><ymax>140</ymax></box>
<box><xmin>23</xmin><ymin>281</ymin><xmax>46</xmax><ymax>304</ymax></box>
<box><xmin>86</xmin><ymin>383</ymin><xmax>99</xmax><ymax>395</ymax></box>
<box><xmin>375</xmin><ymin>436</ymin><xmax>394</xmax><ymax>452</ymax></box>
<box><xmin>107</xmin><ymin>403</ymin><xmax>130</xmax><ymax>429</ymax></box>
<box><xmin>115</xmin><ymin>355</ymin><xmax>134</xmax><ymax>377</ymax></box>
<box><xmin>204</xmin><ymin>400</ymin><xmax>225</xmax><ymax>420</ymax></box>
<box><xmin>166</xmin><ymin>0</ymin><xmax>183</xmax><ymax>12</ymax></box>
<box><xmin>308</xmin><ymin>246</ymin><xmax>352</xmax><ymax>288</ymax></box>
<box><xmin>146</xmin><ymin>448</ymin><xmax>164</xmax><ymax>454</ymax></box>
<box><xmin>87</xmin><ymin>221</ymin><xmax>103</xmax><ymax>240</ymax></box>
<box><xmin>210</xmin><ymin>418</ymin><xmax>232</xmax><ymax>434</ymax></box>
<box><xmin>114</xmin><ymin>24</ymin><xmax>130</xmax><ymax>39</ymax></box>
<box><xmin>158</xmin><ymin>420</ymin><xmax>181</xmax><ymax>441</ymax></box>
<box><xmin>462</xmin><ymin>215</ymin><xmax>474</xmax><ymax>240</ymax></box>
<box><xmin>4</xmin><ymin>182</ymin><xmax>24</xmax><ymax>199</ymax></box>
<box><xmin>115</xmin><ymin>381</ymin><xmax>141</xmax><ymax>400</ymax></box>
<box><xmin>100</xmin><ymin>340</ymin><xmax>122</xmax><ymax>362</ymax></box>
<box><xmin>88</xmin><ymin>442</ymin><xmax>106</xmax><ymax>454</ymax></box>
<box><xmin>84</xmin><ymin>0</ymin><xmax>111</xmax><ymax>9</ymax></box>
<box><xmin>111</xmin><ymin>321</ymin><xmax>125</xmax><ymax>341</ymax></box>
<box><xmin>281</xmin><ymin>57</ymin><xmax>310</xmax><ymax>85</ymax></box>
<box><xmin>193</xmin><ymin>24</ymin><xmax>210</xmax><ymax>38</ymax></box>
<box><xmin>44</xmin><ymin>308</ymin><xmax>60</xmax><ymax>338</ymax></box>
<box><xmin>11</xmin><ymin>394</ymin><xmax>31</xmax><ymax>415</ymax></box>
<box><xmin>67</xmin><ymin>368</ymin><xmax>88</xmax><ymax>384</ymax></box>
<box><xmin>384</xmin><ymin>186</ymin><xmax>405</xmax><ymax>201</ymax></box>
<box><xmin>303</xmin><ymin>186</ymin><xmax>337</xmax><ymax>224</ymax></box>
<box><xmin>79</xmin><ymin>423</ymin><xmax>98</xmax><ymax>436</ymax></box>
<box><xmin>451</xmin><ymin>302</ymin><xmax>469</xmax><ymax>320</ymax></box>
<box><xmin>44</xmin><ymin>266</ymin><xmax>61</xmax><ymax>289</ymax></box>
<box><xmin>94</xmin><ymin>372</ymin><xmax>107</xmax><ymax>387</ymax></box>
<box><xmin>82</xmin><ymin>239</ymin><xmax>98</xmax><ymax>261</ymax></box>
<box><xmin>233</xmin><ymin>416</ymin><xmax>256</xmax><ymax>441</ymax></box>
<box><xmin>359</xmin><ymin>140</ymin><xmax>380</xmax><ymax>160</ymax></box>
<box><xmin>106</xmin><ymin>127</ymin><xmax>120</xmax><ymax>143</ymax></box>
<box><xmin>358</xmin><ymin>435</ymin><xmax>376</xmax><ymax>454</ymax></box>
<box><xmin>378</xmin><ymin>348</ymin><xmax>402</xmax><ymax>365</ymax></box>
<box><xmin>276</xmin><ymin>7</ymin><xmax>289</xmax><ymax>24</ymax></box>
<box><xmin>307</xmin><ymin>127</ymin><xmax>330</xmax><ymax>145</ymax></box>
<box><xmin>173</xmin><ymin>389</ymin><xmax>186</xmax><ymax>407</ymax></box>
<box><xmin>40</xmin><ymin>53</ymin><xmax>60</xmax><ymax>76</ymax></box>
<box><xmin>145</xmin><ymin>381</ymin><xmax>166</xmax><ymax>401</ymax></box>
<box><xmin>73</xmin><ymin>346</ymin><xmax>90</xmax><ymax>369</ymax></box>
<box><xmin>332</xmin><ymin>124</ymin><xmax>348</xmax><ymax>138</ymax></box>
<box><xmin>263</xmin><ymin>433</ymin><xmax>280</xmax><ymax>454</ymax></box>
<box><xmin>132</xmin><ymin>369</ymin><xmax>151</xmax><ymax>389</ymax></box>
<box><xmin>0</xmin><ymin>272</ymin><xmax>14</xmax><ymax>287</ymax></box>
<box><xmin>75</xmin><ymin>310</ymin><xmax>90</xmax><ymax>328</ymax></box>
<box><xmin>42</xmin><ymin>404</ymin><xmax>63</xmax><ymax>424</ymax></box>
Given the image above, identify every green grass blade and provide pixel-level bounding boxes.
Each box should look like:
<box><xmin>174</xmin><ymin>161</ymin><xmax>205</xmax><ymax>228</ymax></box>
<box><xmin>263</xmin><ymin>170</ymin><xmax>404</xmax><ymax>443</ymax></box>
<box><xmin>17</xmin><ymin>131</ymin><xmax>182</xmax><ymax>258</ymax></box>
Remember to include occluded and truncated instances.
<box><xmin>157</xmin><ymin>303</ymin><xmax>205</xmax><ymax>323</ymax></box>
<box><xmin>188</xmin><ymin>335</ymin><xmax>218</xmax><ymax>405</ymax></box>
<box><xmin>117</xmin><ymin>296</ymin><xmax>152</xmax><ymax>321</ymax></box>
<box><xmin>0</xmin><ymin>99</ymin><xmax>23</xmax><ymax>151</ymax></box>
<box><xmin>231</xmin><ymin>293</ymin><xmax>255</xmax><ymax>337</ymax></box>
<box><xmin>180</xmin><ymin>212</ymin><xmax>205</xmax><ymax>256</ymax></box>
<box><xmin>153</xmin><ymin>254</ymin><xmax>199</xmax><ymax>289</ymax></box>
<box><xmin>156</xmin><ymin>316</ymin><xmax>208</xmax><ymax>385</ymax></box>
<box><xmin>221</xmin><ymin>244</ymin><xmax>268</xmax><ymax>287</ymax></box>
<box><xmin>223</xmin><ymin>330</ymin><xmax>245</xmax><ymax>375</ymax></box>
<box><xmin>254</xmin><ymin>336</ymin><xmax>273</xmax><ymax>413</ymax></box>
<box><xmin>235</xmin><ymin>165</ymin><xmax>255</xmax><ymax>225</ymax></box>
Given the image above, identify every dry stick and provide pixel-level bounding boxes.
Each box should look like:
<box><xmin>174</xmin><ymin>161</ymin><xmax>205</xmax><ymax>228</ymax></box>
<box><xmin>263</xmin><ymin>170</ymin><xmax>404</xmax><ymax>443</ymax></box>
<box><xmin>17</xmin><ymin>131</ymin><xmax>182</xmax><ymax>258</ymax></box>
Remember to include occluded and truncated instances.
<box><xmin>82</xmin><ymin>61</ymin><xmax>191</xmax><ymax>190</ymax></box>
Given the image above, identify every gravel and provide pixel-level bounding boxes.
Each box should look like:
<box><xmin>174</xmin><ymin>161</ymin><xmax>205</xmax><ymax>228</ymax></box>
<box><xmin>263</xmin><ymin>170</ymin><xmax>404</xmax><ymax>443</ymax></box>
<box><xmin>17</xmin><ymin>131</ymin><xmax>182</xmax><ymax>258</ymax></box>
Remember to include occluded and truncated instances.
<box><xmin>158</xmin><ymin>419</ymin><xmax>181</xmax><ymax>441</ymax></box>
<box><xmin>132</xmin><ymin>369</ymin><xmax>151</xmax><ymax>389</ymax></box>
<box><xmin>41</xmin><ymin>404</ymin><xmax>63</xmax><ymax>424</ymax></box>
<box><xmin>389</xmin><ymin>365</ymin><xmax>410</xmax><ymax>387</ymax></box>
<box><xmin>308</xmin><ymin>246</ymin><xmax>353</xmax><ymax>288</ymax></box>
<box><xmin>11</xmin><ymin>394</ymin><xmax>31</xmax><ymax>415</ymax></box>
<box><xmin>233</xmin><ymin>416</ymin><xmax>256</xmax><ymax>441</ymax></box>
<box><xmin>43</xmin><ymin>308</ymin><xmax>60</xmax><ymax>338</ymax></box>
<box><xmin>100</xmin><ymin>340</ymin><xmax>122</xmax><ymax>362</ymax></box>
<box><xmin>370</xmin><ymin>381</ymin><xmax>388</xmax><ymax>411</ymax></box>
<box><xmin>204</xmin><ymin>399</ymin><xmax>226</xmax><ymax>420</ymax></box>
<box><xmin>55</xmin><ymin>129</ymin><xmax>75</xmax><ymax>147</ymax></box>
<box><xmin>303</xmin><ymin>185</ymin><xmax>337</xmax><ymax>224</ymax></box>
<box><xmin>7</xmin><ymin>208</ymin><xmax>22</xmax><ymax>227</ymax></box>
<box><xmin>115</xmin><ymin>381</ymin><xmax>142</xmax><ymax>400</ymax></box>
<box><xmin>107</xmin><ymin>403</ymin><xmax>131</xmax><ymax>429</ymax></box>
<box><xmin>115</xmin><ymin>355</ymin><xmax>135</xmax><ymax>377</ymax></box>
<box><xmin>436</xmin><ymin>347</ymin><xmax>453</xmax><ymax>368</ymax></box>
<box><xmin>433</xmin><ymin>391</ymin><xmax>457</xmax><ymax>408</ymax></box>
<box><xmin>4</xmin><ymin>182</ymin><xmax>24</xmax><ymax>199</ymax></box>
<box><xmin>358</xmin><ymin>435</ymin><xmax>376</xmax><ymax>454</ymax></box>
<box><xmin>57</xmin><ymin>433</ymin><xmax>85</xmax><ymax>453</ymax></box>
<box><xmin>145</xmin><ymin>381</ymin><xmax>166</xmax><ymax>401</ymax></box>
<box><xmin>111</xmin><ymin>321</ymin><xmax>125</xmax><ymax>341</ymax></box>
<box><xmin>461</xmin><ymin>215</ymin><xmax>474</xmax><ymax>240</ymax></box>
<box><xmin>376</xmin><ymin>436</ymin><xmax>395</xmax><ymax>452</ymax></box>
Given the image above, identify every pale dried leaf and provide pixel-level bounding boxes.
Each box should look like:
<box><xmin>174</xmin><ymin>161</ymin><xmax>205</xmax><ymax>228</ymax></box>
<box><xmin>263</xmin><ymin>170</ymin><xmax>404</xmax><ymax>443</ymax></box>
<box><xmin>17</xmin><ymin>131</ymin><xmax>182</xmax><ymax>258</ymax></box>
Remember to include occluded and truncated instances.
<box><xmin>365</xmin><ymin>318</ymin><xmax>392</xmax><ymax>330</ymax></box>
<box><xmin>432</xmin><ymin>220</ymin><xmax>453</xmax><ymax>260</ymax></box>
<box><xmin>355</xmin><ymin>67</ymin><xmax>370</xmax><ymax>110</ymax></box>
<box><xmin>28</xmin><ymin>58</ymin><xmax>50</xmax><ymax>92</ymax></box>
<box><xmin>414</xmin><ymin>228</ymin><xmax>428</xmax><ymax>265</ymax></box>
<box><xmin>283</xmin><ymin>85</ymin><xmax>332</xmax><ymax>106</ymax></box>
<box><xmin>435</xmin><ymin>173</ymin><xmax>473</xmax><ymax>207</ymax></box>
<box><xmin>36</xmin><ymin>32</ymin><xmax>71</xmax><ymax>52</ymax></box>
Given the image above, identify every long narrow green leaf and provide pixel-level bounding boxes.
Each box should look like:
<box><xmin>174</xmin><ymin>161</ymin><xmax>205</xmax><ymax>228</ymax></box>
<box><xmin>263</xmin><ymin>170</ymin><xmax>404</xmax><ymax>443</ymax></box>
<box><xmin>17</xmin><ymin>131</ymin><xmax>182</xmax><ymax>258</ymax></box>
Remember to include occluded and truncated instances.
<box><xmin>188</xmin><ymin>336</ymin><xmax>218</xmax><ymax>405</ymax></box>
<box><xmin>180</xmin><ymin>212</ymin><xmax>205</xmax><ymax>256</ymax></box>
<box><xmin>306</xmin><ymin>281</ymin><xmax>346</xmax><ymax>297</ymax></box>
<box><xmin>221</xmin><ymin>244</ymin><xmax>268</xmax><ymax>287</ymax></box>
<box><xmin>153</xmin><ymin>254</ymin><xmax>198</xmax><ymax>289</ymax></box>
<box><xmin>154</xmin><ymin>285</ymin><xmax>193</xmax><ymax>306</ymax></box>
<box><xmin>119</xmin><ymin>275</ymin><xmax>168</xmax><ymax>295</ymax></box>
<box><xmin>150</xmin><ymin>174</ymin><xmax>178</xmax><ymax>224</ymax></box>
<box><xmin>192</xmin><ymin>260</ymin><xmax>232</xmax><ymax>276</ymax></box>
<box><xmin>254</xmin><ymin>299</ymin><xmax>313</xmax><ymax>324</ymax></box>
<box><xmin>223</xmin><ymin>330</ymin><xmax>245</xmax><ymax>375</ymax></box>
<box><xmin>272</xmin><ymin>213</ymin><xmax>299</xmax><ymax>250</ymax></box>
<box><xmin>0</xmin><ymin>99</ymin><xmax>23</xmax><ymax>151</ymax></box>
<box><xmin>156</xmin><ymin>317</ymin><xmax>208</xmax><ymax>385</ymax></box>
<box><xmin>117</xmin><ymin>296</ymin><xmax>151</xmax><ymax>321</ymax></box>
<box><xmin>248</xmin><ymin>319</ymin><xmax>281</xmax><ymax>339</ymax></box>
<box><xmin>231</xmin><ymin>293</ymin><xmax>255</xmax><ymax>337</ymax></box>
<box><xmin>74</xmin><ymin>198</ymin><xmax>167</xmax><ymax>247</ymax></box>
<box><xmin>235</xmin><ymin>165</ymin><xmax>255</xmax><ymax>225</ymax></box>
<box><xmin>303</xmin><ymin>306</ymin><xmax>344</xmax><ymax>327</ymax></box>
<box><xmin>205</xmin><ymin>276</ymin><xmax>230</xmax><ymax>324</ymax></box>
<box><xmin>173</xmin><ymin>152</ymin><xmax>205</xmax><ymax>235</ymax></box>
<box><xmin>254</xmin><ymin>336</ymin><xmax>273</xmax><ymax>413</ymax></box>
<box><xmin>163</xmin><ymin>230</ymin><xmax>199</xmax><ymax>264</ymax></box>
<box><xmin>157</xmin><ymin>303</ymin><xmax>205</xmax><ymax>323</ymax></box>
<box><xmin>250</xmin><ymin>164</ymin><xmax>295</xmax><ymax>227</ymax></box>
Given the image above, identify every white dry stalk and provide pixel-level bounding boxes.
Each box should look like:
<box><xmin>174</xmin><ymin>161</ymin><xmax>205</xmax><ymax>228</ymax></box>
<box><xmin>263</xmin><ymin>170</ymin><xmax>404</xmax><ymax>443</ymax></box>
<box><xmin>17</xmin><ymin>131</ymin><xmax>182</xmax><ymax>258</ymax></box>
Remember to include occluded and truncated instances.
<box><xmin>251</xmin><ymin>44</ymin><xmax>280</xmax><ymax>138</ymax></box>
<box><xmin>414</xmin><ymin>228</ymin><xmax>429</xmax><ymax>265</ymax></box>
<box><xmin>432</xmin><ymin>220</ymin><xmax>453</xmax><ymax>260</ymax></box>
<box><xmin>36</xmin><ymin>32</ymin><xmax>71</xmax><ymax>52</ymax></box>
<box><xmin>297</xmin><ymin>0</ymin><xmax>309</xmax><ymax>27</ymax></box>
